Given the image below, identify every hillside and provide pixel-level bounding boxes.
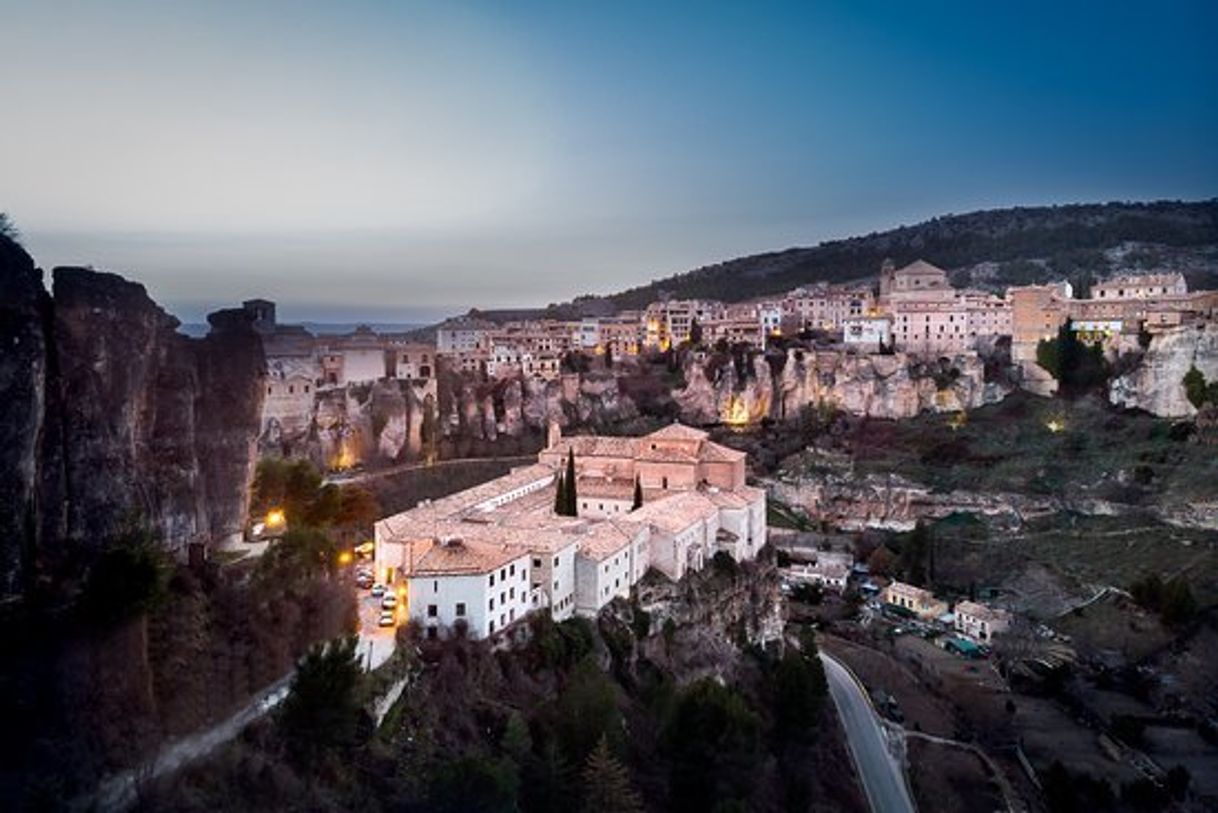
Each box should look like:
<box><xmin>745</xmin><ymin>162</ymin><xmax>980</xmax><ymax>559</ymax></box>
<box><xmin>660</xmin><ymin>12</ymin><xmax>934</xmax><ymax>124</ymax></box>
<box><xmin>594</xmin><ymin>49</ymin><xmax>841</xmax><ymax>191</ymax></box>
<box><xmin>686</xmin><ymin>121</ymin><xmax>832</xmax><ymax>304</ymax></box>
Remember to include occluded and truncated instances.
<box><xmin>594</xmin><ymin>200</ymin><xmax>1218</xmax><ymax>310</ymax></box>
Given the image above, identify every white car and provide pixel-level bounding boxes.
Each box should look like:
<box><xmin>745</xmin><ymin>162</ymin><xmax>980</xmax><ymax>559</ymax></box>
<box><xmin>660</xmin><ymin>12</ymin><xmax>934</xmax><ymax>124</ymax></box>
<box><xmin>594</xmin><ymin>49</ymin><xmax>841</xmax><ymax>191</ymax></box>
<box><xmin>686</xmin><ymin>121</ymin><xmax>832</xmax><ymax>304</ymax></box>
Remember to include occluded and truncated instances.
<box><xmin>381</xmin><ymin>594</ymin><xmax>397</xmax><ymax>610</ymax></box>
<box><xmin>371</xmin><ymin>584</ymin><xmax>385</xmax><ymax>598</ymax></box>
<box><xmin>378</xmin><ymin>610</ymin><xmax>396</xmax><ymax>627</ymax></box>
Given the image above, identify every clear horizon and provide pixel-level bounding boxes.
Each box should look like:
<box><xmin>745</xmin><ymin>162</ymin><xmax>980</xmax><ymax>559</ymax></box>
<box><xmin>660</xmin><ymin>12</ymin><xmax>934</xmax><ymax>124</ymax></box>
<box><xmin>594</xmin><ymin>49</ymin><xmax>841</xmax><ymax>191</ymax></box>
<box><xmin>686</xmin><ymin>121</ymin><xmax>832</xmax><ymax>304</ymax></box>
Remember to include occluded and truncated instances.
<box><xmin>4</xmin><ymin>1</ymin><xmax>1216</xmax><ymax>323</ymax></box>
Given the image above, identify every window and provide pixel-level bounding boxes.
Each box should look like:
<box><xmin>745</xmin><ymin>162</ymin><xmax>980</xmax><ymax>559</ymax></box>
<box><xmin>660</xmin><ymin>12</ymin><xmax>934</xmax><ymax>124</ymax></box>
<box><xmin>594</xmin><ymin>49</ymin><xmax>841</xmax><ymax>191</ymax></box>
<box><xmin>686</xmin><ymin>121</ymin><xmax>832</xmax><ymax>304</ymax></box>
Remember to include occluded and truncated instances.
<box><xmin>554</xmin><ymin>580</ymin><xmax>559</xmax><ymax>591</ymax></box>
<box><xmin>489</xmin><ymin>620</ymin><xmax>495</xmax><ymax>633</ymax></box>
<box><xmin>455</xmin><ymin>602</ymin><xmax>466</xmax><ymax>617</ymax></box>
<box><xmin>433</xmin><ymin>580</ymin><xmax>438</xmax><ymax>592</ymax></box>
<box><xmin>509</xmin><ymin>608</ymin><xmax>515</xmax><ymax>622</ymax></box>
<box><xmin>427</xmin><ymin>627</ymin><xmax>438</xmax><ymax>640</ymax></box>
<box><xmin>533</xmin><ymin>558</ymin><xmax>541</xmax><ymax>568</ymax></box>
<box><xmin>500</xmin><ymin>592</ymin><xmax>505</xmax><ymax>604</ymax></box>
<box><xmin>427</xmin><ymin>604</ymin><xmax>437</xmax><ymax>617</ymax></box>
<box><xmin>489</xmin><ymin>574</ymin><xmax>495</xmax><ymax>587</ymax></box>
<box><xmin>509</xmin><ymin>587</ymin><xmax>515</xmax><ymax>599</ymax></box>
<box><xmin>553</xmin><ymin>556</ymin><xmax>559</xmax><ymax>566</ymax></box>
<box><xmin>489</xmin><ymin>597</ymin><xmax>495</xmax><ymax>610</ymax></box>
<box><xmin>521</xmin><ymin>569</ymin><xmax>526</xmax><ymax>582</ymax></box>
<box><xmin>510</xmin><ymin>564</ymin><xmax>515</xmax><ymax>576</ymax></box>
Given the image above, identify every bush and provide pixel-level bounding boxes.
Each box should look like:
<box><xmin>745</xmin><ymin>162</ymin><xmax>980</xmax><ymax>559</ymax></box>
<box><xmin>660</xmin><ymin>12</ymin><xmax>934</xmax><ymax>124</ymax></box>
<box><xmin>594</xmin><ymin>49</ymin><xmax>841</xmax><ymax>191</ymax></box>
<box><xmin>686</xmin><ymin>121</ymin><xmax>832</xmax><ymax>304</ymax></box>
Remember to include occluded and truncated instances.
<box><xmin>80</xmin><ymin>525</ymin><xmax>170</xmax><ymax>626</ymax></box>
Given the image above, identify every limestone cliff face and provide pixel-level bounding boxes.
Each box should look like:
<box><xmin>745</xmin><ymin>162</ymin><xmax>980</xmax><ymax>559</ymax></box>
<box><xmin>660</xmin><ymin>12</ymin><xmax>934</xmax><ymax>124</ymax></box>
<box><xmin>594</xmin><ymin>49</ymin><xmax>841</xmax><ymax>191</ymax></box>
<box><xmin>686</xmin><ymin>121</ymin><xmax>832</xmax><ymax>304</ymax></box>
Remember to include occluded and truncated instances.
<box><xmin>1110</xmin><ymin>324</ymin><xmax>1218</xmax><ymax>417</ymax></box>
<box><xmin>676</xmin><ymin>348</ymin><xmax>1007</xmax><ymax>424</ymax></box>
<box><xmin>0</xmin><ymin>240</ymin><xmax>266</xmax><ymax>597</ymax></box>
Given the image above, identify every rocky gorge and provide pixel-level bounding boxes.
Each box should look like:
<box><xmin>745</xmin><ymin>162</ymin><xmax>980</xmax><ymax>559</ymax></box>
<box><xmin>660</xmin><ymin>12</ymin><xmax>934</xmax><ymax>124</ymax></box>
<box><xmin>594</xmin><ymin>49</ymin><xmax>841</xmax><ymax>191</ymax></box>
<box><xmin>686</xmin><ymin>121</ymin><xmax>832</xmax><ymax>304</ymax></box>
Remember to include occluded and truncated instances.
<box><xmin>0</xmin><ymin>236</ymin><xmax>265</xmax><ymax>599</ymax></box>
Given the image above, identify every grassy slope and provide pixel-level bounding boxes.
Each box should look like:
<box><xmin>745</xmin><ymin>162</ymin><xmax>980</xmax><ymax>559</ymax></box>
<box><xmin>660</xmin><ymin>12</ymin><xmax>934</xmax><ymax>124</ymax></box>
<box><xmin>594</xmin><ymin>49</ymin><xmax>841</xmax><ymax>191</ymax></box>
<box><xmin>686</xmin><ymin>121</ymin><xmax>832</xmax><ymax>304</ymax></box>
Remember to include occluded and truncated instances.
<box><xmin>836</xmin><ymin>393</ymin><xmax>1218</xmax><ymax>603</ymax></box>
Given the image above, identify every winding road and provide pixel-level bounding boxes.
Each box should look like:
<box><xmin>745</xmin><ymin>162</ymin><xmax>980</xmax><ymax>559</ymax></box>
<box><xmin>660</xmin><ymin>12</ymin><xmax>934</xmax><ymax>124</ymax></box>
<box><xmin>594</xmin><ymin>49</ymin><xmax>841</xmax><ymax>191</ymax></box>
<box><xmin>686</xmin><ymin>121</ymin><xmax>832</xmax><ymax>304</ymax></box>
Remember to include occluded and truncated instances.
<box><xmin>85</xmin><ymin>674</ymin><xmax>294</xmax><ymax>812</ymax></box>
<box><xmin>820</xmin><ymin>652</ymin><xmax>916</xmax><ymax>813</ymax></box>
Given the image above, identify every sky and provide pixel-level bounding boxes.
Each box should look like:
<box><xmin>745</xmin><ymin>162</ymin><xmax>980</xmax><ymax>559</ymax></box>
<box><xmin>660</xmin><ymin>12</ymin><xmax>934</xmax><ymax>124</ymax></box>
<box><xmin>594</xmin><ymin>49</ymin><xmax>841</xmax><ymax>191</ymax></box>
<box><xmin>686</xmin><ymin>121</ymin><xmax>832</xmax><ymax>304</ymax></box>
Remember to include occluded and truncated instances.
<box><xmin>2</xmin><ymin>0</ymin><xmax>1216</xmax><ymax>323</ymax></box>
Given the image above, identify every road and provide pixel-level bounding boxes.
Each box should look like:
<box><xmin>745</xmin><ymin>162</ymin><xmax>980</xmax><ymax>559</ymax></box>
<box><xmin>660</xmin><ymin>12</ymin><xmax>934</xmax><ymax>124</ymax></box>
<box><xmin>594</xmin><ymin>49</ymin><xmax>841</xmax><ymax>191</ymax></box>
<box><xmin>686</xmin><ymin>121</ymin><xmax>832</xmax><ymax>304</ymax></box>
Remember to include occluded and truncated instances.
<box><xmin>324</xmin><ymin>454</ymin><xmax>536</xmax><ymax>486</ymax></box>
<box><xmin>86</xmin><ymin>674</ymin><xmax>294</xmax><ymax>812</ymax></box>
<box><xmin>358</xmin><ymin>587</ymin><xmax>400</xmax><ymax>670</ymax></box>
<box><xmin>820</xmin><ymin>652</ymin><xmax>916</xmax><ymax>813</ymax></box>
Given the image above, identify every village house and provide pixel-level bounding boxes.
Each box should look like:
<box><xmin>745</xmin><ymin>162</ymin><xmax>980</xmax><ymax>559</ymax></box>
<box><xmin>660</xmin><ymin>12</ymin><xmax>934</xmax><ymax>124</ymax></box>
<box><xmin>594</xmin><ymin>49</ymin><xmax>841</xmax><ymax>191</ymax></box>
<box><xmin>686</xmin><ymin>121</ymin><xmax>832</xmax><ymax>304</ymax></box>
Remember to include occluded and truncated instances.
<box><xmin>316</xmin><ymin>325</ymin><xmax>388</xmax><ymax>385</ymax></box>
<box><xmin>882</xmin><ymin>580</ymin><xmax>948</xmax><ymax>620</ymax></box>
<box><xmin>373</xmin><ymin>422</ymin><xmax>765</xmax><ymax>640</ymax></box>
<box><xmin>953</xmin><ymin>600</ymin><xmax>1012</xmax><ymax>642</ymax></box>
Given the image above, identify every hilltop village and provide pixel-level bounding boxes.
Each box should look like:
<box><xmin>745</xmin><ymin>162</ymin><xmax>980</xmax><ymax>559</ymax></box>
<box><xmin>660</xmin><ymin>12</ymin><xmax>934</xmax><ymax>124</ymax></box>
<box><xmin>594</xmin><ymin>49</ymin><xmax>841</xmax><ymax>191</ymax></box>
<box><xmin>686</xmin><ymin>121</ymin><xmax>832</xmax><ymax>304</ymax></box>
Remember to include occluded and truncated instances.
<box><xmin>249</xmin><ymin>259</ymin><xmax>1218</xmax><ymax>464</ymax></box>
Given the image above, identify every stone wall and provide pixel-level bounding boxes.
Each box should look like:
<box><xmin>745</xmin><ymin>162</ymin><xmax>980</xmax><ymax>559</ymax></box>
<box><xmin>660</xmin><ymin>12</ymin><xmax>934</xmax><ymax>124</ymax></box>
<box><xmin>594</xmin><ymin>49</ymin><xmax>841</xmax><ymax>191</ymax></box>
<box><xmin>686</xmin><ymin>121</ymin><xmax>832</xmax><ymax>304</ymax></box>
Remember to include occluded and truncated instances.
<box><xmin>1110</xmin><ymin>323</ymin><xmax>1218</xmax><ymax>417</ymax></box>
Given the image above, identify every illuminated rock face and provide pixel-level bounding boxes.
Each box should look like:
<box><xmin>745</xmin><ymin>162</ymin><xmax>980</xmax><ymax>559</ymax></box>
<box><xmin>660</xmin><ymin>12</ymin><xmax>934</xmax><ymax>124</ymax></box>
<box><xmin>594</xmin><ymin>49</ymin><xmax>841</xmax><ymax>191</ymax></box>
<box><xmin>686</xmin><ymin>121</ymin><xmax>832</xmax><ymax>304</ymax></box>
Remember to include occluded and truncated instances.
<box><xmin>674</xmin><ymin>347</ymin><xmax>1006</xmax><ymax>424</ymax></box>
<box><xmin>1110</xmin><ymin>323</ymin><xmax>1218</xmax><ymax>417</ymax></box>
<box><xmin>0</xmin><ymin>240</ymin><xmax>266</xmax><ymax>597</ymax></box>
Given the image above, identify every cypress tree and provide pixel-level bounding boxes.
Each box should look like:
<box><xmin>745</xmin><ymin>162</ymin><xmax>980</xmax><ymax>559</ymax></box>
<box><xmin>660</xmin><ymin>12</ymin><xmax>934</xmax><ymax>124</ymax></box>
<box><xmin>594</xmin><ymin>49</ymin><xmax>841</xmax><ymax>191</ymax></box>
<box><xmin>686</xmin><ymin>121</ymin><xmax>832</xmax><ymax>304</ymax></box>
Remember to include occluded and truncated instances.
<box><xmin>565</xmin><ymin>448</ymin><xmax>578</xmax><ymax>516</ymax></box>
<box><xmin>632</xmin><ymin>476</ymin><xmax>643</xmax><ymax>510</ymax></box>
<box><xmin>554</xmin><ymin>471</ymin><xmax>566</xmax><ymax>515</ymax></box>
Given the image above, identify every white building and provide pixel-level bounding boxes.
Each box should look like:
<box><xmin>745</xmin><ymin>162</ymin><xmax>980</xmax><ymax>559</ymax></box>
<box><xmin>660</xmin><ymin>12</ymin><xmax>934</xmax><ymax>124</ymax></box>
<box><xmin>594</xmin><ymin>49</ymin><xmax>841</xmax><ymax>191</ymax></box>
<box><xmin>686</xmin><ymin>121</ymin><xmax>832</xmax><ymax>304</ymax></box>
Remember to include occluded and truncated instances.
<box><xmin>402</xmin><ymin>538</ymin><xmax>533</xmax><ymax>639</ymax></box>
<box><xmin>373</xmin><ymin>423</ymin><xmax>766</xmax><ymax>641</ymax></box>
<box><xmin>842</xmin><ymin>316</ymin><xmax>893</xmax><ymax>348</ymax></box>
<box><xmin>953</xmin><ymin>600</ymin><xmax>1011</xmax><ymax>642</ymax></box>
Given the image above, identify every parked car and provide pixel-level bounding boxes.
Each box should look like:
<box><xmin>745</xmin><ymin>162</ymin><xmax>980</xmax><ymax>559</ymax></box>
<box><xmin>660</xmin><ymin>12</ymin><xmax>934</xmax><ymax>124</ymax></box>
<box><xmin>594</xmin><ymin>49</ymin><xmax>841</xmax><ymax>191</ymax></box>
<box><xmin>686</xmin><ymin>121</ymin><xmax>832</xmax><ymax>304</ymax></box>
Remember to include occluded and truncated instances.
<box><xmin>381</xmin><ymin>594</ymin><xmax>397</xmax><ymax>610</ymax></box>
<box><xmin>378</xmin><ymin>611</ymin><xmax>396</xmax><ymax>627</ymax></box>
<box><xmin>356</xmin><ymin>574</ymin><xmax>374</xmax><ymax>589</ymax></box>
<box><xmin>371</xmin><ymin>584</ymin><xmax>386</xmax><ymax>598</ymax></box>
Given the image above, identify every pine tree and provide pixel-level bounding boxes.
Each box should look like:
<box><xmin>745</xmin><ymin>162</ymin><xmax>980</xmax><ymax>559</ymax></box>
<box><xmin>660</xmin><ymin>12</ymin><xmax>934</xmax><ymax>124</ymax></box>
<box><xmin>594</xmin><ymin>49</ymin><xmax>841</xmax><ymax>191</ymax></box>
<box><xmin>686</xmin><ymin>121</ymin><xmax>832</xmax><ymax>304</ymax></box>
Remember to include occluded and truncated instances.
<box><xmin>632</xmin><ymin>476</ymin><xmax>643</xmax><ymax>510</ymax></box>
<box><xmin>565</xmin><ymin>448</ymin><xmax>578</xmax><ymax>516</ymax></box>
<box><xmin>580</xmin><ymin>736</ymin><xmax>643</xmax><ymax>813</ymax></box>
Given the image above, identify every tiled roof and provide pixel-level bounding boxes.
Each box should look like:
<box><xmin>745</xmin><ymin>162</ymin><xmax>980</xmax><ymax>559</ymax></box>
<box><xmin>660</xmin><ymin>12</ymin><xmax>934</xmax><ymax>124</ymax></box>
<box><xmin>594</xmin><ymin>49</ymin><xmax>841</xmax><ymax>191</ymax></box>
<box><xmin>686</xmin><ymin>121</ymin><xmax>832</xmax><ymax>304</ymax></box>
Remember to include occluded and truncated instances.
<box><xmin>955</xmin><ymin>600</ymin><xmax>1010</xmax><ymax>623</ymax></box>
<box><xmin>577</xmin><ymin>521</ymin><xmax>638</xmax><ymax>561</ymax></box>
<box><xmin>646</xmin><ymin>422</ymin><xmax>709</xmax><ymax>442</ymax></box>
<box><xmin>698</xmin><ymin>441</ymin><xmax>746</xmax><ymax>463</ymax></box>
<box><xmin>408</xmin><ymin>537</ymin><xmax>526</xmax><ymax>576</ymax></box>
<box><xmin>621</xmin><ymin>491</ymin><xmax>719</xmax><ymax>535</ymax></box>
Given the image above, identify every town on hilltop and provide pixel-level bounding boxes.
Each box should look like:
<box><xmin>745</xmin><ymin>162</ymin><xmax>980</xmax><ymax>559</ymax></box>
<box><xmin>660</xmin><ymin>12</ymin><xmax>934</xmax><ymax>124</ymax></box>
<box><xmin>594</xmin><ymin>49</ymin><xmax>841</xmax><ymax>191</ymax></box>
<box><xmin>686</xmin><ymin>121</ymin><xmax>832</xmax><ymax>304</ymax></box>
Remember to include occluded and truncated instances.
<box><xmin>251</xmin><ymin>259</ymin><xmax>1216</xmax><ymax>402</ymax></box>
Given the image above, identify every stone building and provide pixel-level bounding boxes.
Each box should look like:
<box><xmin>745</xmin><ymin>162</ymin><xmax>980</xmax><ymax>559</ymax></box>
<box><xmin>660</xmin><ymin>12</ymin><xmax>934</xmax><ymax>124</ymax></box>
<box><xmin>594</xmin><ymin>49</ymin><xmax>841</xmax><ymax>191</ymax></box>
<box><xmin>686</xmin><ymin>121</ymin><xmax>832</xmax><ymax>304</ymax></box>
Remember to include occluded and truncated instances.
<box><xmin>882</xmin><ymin>580</ymin><xmax>948</xmax><ymax>620</ymax></box>
<box><xmin>373</xmin><ymin>422</ymin><xmax>765</xmax><ymax>641</ymax></box>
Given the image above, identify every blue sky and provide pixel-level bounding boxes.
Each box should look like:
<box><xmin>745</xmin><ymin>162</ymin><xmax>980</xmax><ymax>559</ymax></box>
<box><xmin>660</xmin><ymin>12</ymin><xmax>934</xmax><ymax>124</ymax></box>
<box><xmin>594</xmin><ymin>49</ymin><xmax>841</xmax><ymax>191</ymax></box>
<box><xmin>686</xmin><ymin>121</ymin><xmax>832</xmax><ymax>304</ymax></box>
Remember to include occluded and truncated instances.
<box><xmin>2</xmin><ymin>0</ymin><xmax>1215</xmax><ymax>322</ymax></box>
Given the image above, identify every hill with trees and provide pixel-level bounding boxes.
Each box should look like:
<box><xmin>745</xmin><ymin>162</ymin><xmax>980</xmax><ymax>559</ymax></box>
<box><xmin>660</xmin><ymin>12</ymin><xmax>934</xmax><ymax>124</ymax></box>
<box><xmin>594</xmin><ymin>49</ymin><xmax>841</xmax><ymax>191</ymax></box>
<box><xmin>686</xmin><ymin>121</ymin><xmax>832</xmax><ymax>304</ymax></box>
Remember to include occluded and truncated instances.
<box><xmin>556</xmin><ymin>200</ymin><xmax>1218</xmax><ymax>313</ymax></box>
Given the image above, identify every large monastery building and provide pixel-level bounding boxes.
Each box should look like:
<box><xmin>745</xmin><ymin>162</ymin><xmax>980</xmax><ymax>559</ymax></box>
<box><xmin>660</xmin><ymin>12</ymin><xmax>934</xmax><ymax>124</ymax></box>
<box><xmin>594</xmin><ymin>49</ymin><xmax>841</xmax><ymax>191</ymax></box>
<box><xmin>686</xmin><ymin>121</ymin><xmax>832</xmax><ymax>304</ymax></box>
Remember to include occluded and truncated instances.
<box><xmin>373</xmin><ymin>423</ymin><xmax>766</xmax><ymax>641</ymax></box>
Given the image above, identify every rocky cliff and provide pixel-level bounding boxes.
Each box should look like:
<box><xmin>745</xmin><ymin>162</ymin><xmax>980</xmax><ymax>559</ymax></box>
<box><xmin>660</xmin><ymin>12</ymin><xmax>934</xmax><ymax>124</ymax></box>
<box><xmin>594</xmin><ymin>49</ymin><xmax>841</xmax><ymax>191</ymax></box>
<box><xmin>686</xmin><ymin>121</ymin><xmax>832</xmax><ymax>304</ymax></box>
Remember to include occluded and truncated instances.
<box><xmin>0</xmin><ymin>237</ymin><xmax>265</xmax><ymax>598</ymax></box>
<box><xmin>1109</xmin><ymin>323</ymin><xmax>1218</xmax><ymax>417</ymax></box>
<box><xmin>676</xmin><ymin>348</ymin><xmax>1009</xmax><ymax>424</ymax></box>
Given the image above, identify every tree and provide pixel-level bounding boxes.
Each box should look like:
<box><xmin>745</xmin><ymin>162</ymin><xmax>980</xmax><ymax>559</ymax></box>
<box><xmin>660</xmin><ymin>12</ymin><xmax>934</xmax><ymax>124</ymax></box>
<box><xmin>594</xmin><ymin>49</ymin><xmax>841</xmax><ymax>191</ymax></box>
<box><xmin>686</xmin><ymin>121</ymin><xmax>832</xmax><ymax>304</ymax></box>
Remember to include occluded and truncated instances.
<box><xmin>428</xmin><ymin>755</ymin><xmax>520</xmax><ymax>813</ymax></box>
<box><xmin>556</xmin><ymin>660</ymin><xmax>623</xmax><ymax>763</ymax></box>
<box><xmin>1183</xmin><ymin>365</ymin><xmax>1209</xmax><ymax>408</ymax></box>
<box><xmin>502</xmin><ymin>711</ymin><xmax>532</xmax><ymax>764</ymax></box>
<box><xmin>866</xmin><ymin>545</ymin><xmax>894</xmax><ymax>577</ymax></box>
<box><xmin>565</xmin><ymin>449</ymin><xmax>578</xmax><ymax>516</ymax></box>
<box><xmin>0</xmin><ymin>212</ymin><xmax>19</xmax><ymax>242</ymax></box>
<box><xmin>279</xmin><ymin>636</ymin><xmax>363</xmax><ymax>766</ymax></box>
<box><xmin>80</xmin><ymin>522</ymin><xmax>169</xmax><ymax>627</ymax></box>
<box><xmin>688</xmin><ymin>317</ymin><xmax>703</xmax><ymax>346</ymax></box>
<box><xmin>554</xmin><ymin>471</ymin><xmax>567</xmax><ymax>515</ymax></box>
<box><xmin>604</xmin><ymin>344</ymin><xmax>613</xmax><ymax>369</ymax></box>
<box><xmin>580</xmin><ymin>736</ymin><xmax>643</xmax><ymax>813</ymax></box>
<box><xmin>663</xmin><ymin>679</ymin><xmax>761</xmax><ymax>811</ymax></box>
<box><xmin>631</xmin><ymin>476</ymin><xmax>643</xmax><ymax>510</ymax></box>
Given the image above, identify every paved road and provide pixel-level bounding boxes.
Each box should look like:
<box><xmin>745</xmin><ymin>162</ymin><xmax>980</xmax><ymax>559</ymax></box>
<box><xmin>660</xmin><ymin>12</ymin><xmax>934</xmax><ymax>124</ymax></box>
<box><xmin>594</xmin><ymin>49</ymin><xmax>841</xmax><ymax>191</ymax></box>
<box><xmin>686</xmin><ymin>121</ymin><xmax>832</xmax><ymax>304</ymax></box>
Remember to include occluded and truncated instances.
<box><xmin>821</xmin><ymin>652</ymin><xmax>916</xmax><ymax>813</ymax></box>
<box><xmin>87</xmin><ymin>674</ymin><xmax>294</xmax><ymax>812</ymax></box>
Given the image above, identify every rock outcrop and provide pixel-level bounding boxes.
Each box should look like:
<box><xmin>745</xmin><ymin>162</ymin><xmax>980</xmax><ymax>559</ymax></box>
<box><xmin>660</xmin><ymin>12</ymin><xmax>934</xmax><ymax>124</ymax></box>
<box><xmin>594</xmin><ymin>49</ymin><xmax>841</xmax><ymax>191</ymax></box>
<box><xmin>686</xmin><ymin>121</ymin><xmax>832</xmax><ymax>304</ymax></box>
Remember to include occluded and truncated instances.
<box><xmin>0</xmin><ymin>237</ymin><xmax>266</xmax><ymax>598</ymax></box>
<box><xmin>1109</xmin><ymin>323</ymin><xmax>1218</xmax><ymax>417</ymax></box>
<box><xmin>676</xmin><ymin>347</ymin><xmax>1008</xmax><ymax>424</ymax></box>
